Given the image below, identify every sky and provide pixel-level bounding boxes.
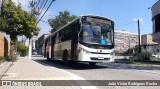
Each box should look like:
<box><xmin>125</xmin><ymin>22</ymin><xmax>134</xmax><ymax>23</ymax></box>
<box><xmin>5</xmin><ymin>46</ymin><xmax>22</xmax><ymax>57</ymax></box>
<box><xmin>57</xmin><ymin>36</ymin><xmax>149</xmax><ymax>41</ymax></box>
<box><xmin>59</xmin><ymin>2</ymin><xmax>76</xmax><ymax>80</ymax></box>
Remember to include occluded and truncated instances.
<box><xmin>12</xmin><ymin>0</ymin><xmax>157</xmax><ymax>36</ymax></box>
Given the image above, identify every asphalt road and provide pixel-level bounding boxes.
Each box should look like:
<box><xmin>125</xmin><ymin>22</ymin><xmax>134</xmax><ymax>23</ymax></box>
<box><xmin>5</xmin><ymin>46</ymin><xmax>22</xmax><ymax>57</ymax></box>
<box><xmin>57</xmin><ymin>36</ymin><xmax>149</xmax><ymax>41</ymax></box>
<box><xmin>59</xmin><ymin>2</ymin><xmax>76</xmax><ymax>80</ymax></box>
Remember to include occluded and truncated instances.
<box><xmin>32</xmin><ymin>55</ymin><xmax>160</xmax><ymax>89</ymax></box>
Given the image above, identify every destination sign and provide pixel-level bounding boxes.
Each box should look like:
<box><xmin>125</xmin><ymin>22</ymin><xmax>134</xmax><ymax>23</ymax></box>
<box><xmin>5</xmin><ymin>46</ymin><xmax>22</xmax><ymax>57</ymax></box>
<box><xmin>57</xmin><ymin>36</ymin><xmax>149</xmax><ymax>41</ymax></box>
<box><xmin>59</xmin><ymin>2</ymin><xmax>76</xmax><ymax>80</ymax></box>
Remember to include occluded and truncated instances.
<box><xmin>83</xmin><ymin>16</ymin><xmax>112</xmax><ymax>25</ymax></box>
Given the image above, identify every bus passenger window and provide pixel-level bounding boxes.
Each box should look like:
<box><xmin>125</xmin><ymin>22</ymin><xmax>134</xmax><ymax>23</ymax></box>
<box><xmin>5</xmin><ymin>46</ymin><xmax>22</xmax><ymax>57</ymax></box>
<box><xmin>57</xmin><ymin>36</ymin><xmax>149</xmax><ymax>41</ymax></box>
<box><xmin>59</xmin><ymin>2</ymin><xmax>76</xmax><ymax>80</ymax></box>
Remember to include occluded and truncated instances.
<box><xmin>55</xmin><ymin>33</ymin><xmax>60</xmax><ymax>43</ymax></box>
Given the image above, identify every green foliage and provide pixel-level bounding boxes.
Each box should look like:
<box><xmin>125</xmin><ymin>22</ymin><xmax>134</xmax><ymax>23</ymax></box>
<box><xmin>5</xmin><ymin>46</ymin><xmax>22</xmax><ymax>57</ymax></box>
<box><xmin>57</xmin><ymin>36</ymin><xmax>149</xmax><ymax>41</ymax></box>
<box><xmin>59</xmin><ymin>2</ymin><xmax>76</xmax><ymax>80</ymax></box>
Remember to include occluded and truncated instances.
<box><xmin>126</xmin><ymin>46</ymin><xmax>144</xmax><ymax>56</ymax></box>
<box><xmin>0</xmin><ymin>56</ymin><xmax>3</xmax><ymax>61</ymax></box>
<box><xmin>7</xmin><ymin>54</ymin><xmax>17</xmax><ymax>62</ymax></box>
<box><xmin>48</xmin><ymin>10</ymin><xmax>77</xmax><ymax>32</ymax></box>
<box><xmin>138</xmin><ymin>51</ymin><xmax>151</xmax><ymax>61</ymax></box>
<box><xmin>128</xmin><ymin>51</ymin><xmax>152</xmax><ymax>63</ymax></box>
<box><xmin>0</xmin><ymin>0</ymin><xmax>40</xmax><ymax>42</ymax></box>
<box><xmin>1</xmin><ymin>55</ymin><xmax>17</xmax><ymax>62</ymax></box>
<box><xmin>16</xmin><ymin>42</ymin><xmax>28</xmax><ymax>57</ymax></box>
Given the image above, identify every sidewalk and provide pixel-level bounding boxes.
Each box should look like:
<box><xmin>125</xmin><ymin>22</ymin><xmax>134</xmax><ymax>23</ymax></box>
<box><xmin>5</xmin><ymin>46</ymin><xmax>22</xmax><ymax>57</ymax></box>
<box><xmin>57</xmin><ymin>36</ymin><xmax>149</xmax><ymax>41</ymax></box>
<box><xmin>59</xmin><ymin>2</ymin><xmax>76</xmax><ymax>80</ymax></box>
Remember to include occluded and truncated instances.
<box><xmin>0</xmin><ymin>55</ymin><xmax>96</xmax><ymax>89</ymax></box>
<box><xmin>0</xmin><ymin>61</ymin><xmax>13</xmax><ymax>80</ymax></box>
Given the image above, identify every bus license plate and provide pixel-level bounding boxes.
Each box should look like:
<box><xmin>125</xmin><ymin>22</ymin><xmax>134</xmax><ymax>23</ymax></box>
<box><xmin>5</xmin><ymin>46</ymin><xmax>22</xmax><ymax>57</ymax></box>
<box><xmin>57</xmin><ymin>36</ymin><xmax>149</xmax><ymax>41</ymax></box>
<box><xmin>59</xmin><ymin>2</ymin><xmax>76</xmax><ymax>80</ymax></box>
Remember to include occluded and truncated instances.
<box><xmin>98</xmin><ymin>56</ymin><xmax>104</xmax><ymax>59</ymax></box>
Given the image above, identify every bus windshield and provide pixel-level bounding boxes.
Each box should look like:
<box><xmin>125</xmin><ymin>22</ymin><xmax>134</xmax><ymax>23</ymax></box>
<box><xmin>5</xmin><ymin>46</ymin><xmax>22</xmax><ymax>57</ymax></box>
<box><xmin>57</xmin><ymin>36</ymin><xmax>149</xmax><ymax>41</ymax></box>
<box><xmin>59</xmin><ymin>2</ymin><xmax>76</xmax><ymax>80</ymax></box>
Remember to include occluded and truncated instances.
<box><xmin>79</xmin><ymin>23</ymin><xmax>113</xmax><ymax>46</ymax></box>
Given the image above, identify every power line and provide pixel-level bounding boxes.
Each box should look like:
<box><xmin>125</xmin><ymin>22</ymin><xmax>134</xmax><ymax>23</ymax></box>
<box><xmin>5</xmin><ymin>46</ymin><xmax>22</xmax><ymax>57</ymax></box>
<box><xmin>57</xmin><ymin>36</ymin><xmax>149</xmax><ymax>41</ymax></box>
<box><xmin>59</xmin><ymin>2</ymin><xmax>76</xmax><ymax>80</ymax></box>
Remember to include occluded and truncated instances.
<box><xmin>38</xmin><ymin>0</ymin><xmax>47</xmax><ymax>12</ymax></box>
<box><xmin>35</xmin><ymin>0</ymin><xmax>40</xmax><ymax>9</ymax></box>
<box><xmin>40</xmin><ymin>19</ymin><xmax>48</xmax><ymax>23</ymax></box>
<box><xmin>37</xmin><ymin>0</ymin><xmax>55</xmax><ymax>24</ymax></box>
<box><xmin>38</xmin><ymin>0</ymin><xmax>49</xmax><ymax>15</ymax></box>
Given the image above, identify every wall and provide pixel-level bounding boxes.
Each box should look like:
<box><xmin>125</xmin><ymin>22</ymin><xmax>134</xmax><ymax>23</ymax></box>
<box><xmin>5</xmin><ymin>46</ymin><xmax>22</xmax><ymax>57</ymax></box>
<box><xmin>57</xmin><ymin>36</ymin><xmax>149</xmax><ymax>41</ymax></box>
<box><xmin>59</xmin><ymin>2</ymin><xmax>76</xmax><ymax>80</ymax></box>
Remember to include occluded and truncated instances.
<box><xmin>0</xmin><ymin>32</ymin><xmax>10</xmax><ymax>57</ymax></box>
<box><xmin>152</xmin><ymin>1</ymin><xmax>160</xmax><ymax>18</ymax></box>
<box><xmin>152</xmin><ymin>1</ymin><xmax>160</xmax><ymax>43</ymax></box>
<box><xmin>0</xmin><ymin>32</ymin><xmax>4</xmax><ymax>57</ymax></box>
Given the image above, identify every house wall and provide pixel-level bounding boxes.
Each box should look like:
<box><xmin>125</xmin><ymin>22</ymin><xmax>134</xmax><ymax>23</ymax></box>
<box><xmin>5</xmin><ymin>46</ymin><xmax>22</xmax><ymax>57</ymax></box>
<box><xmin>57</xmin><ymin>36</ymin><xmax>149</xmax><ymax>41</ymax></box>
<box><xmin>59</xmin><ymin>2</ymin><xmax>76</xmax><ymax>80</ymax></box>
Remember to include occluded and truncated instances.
<box><xmin>0</xmin><ymin>32</ymin><xmax>10</xmax><ymax>57</ymax></box>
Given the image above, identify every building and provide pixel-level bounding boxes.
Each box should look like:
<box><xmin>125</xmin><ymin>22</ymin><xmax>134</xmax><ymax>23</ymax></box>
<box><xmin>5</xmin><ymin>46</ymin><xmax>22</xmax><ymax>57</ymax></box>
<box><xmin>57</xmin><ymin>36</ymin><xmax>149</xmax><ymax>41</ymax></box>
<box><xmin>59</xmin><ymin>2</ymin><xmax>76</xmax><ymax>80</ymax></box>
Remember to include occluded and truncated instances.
<box><xmin>141</xmin><ymin>34</ymin><xmax>159</xmax><ymax>54</ymax></box>
<box><xmin>25</xmin><ymin>36</ymin><xmax>39</xmax><ymax>46</ymax></box>
<box><xmin>31</xmin><ymin>36</ymin><xmax>39</xmax><ymax>51</ymax></box>
<box><xmin>151</xmin><ymin>1</ymin><xmax>160</xmax><ymax>43</ymax></box>
<box><xmin>0</xmin><ymin>32</ymin><xmax>10</xmax><ymax>57</ymax></box>
<box><xmin>114</xmin><ymin>30</ymin><xmax>139</xmax><ymax>53</ymax></box>
<box><xmin>141</xmin><ymin>34</ymin><xmax>158</xmax><ymax>45</ymax></box>
<box><xmin>37</xmin><ymin>33</ymin><xmax>51</xmax><ymax>55</ymax></box>
<box><xmin>24</xmin><ymin>35</ymin><xmax>39</xmax><ymax>53</ymax></box>
<box><xmin>144</xmin><ymin>44</ymin><xmax>159</xmax><ymax>54</ymax></box>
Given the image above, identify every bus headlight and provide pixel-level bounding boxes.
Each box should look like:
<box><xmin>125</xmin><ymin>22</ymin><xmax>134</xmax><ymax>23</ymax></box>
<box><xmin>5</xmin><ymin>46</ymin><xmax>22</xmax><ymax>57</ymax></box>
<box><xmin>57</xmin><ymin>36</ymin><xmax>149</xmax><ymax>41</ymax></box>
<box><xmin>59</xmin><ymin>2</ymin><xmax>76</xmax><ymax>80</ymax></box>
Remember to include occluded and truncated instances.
<box><xmin>79</xmin><ymin>47</ymin><xmax>90</xmax><ymax>54</ymax></box>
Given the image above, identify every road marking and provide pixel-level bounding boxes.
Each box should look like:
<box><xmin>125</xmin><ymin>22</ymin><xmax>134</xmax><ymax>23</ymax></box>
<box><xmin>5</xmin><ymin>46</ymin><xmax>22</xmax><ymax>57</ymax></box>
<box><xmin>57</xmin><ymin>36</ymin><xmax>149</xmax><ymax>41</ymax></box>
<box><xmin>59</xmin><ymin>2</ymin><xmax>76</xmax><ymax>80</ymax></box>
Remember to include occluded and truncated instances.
<box><xmin>58</xmin><ymin>69</ymin><xmax>97</xmax><ymax>89</ymax></box>
<box><xmin>31</xmin><ymin>58</ymin><xmax>97</xmax><ymax>89</ymax></box>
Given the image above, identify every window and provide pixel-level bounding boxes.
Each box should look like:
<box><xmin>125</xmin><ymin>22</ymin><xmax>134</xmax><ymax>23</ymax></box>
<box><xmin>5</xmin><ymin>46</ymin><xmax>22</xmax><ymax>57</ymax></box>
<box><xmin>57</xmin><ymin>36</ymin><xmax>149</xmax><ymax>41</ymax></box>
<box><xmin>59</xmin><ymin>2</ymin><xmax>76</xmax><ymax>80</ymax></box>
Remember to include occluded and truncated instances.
<box><xmin>55</xmin><ymin>33</ymin><xmax>60</xmax><ymax>43</ymax></box>
<box><xmin>153</xmin><ymin>14</ymin><xmax>160</xmax><ymax>33</ymax></box>
<box><xmin>61</xmin><ymin>25</ymin><xmax>72</xmax><ymax>42</ymax></box>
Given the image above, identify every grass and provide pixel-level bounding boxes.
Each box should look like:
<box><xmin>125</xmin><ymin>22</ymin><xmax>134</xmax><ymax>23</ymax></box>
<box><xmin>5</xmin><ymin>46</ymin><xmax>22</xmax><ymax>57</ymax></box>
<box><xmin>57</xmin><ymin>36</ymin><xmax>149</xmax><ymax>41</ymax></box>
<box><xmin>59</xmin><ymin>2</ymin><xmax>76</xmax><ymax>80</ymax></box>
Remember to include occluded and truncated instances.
<box><xmin>115</xmin><ymin>58</ymin><xmax>160</xmax><ymax>66</ymax></box>
<box><xmin>0</xmin><ymin>55</ymin><xmax>17</xmax><ymax>62</ymax></box>
<box><xmin>133</xmin><ymin>62</ymin><xmax>153</xmax><ymax>66</ymax></box>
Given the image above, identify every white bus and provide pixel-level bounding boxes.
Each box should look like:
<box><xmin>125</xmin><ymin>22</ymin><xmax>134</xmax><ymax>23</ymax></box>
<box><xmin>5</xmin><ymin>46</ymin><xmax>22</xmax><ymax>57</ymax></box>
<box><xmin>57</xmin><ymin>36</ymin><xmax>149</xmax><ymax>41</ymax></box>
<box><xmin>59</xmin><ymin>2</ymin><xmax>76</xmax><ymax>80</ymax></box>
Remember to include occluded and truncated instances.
<box><xmin>43</xmin><ymin>15</ymin><xmax>115</xmax><ymax>66</ymax></box>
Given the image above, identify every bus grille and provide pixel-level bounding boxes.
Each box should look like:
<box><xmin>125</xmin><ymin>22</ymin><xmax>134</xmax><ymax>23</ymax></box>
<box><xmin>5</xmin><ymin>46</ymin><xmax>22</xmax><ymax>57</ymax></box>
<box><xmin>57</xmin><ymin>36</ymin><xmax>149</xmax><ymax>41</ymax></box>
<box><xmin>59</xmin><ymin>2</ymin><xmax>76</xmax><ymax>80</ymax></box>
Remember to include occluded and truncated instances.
<box><xmin>90</xmin><ymin>57</ymin><xmax>110</xmax><ymax>60</ymax></box>
<box><xmin>90</xmin><ymin>52</ymin><xmax>110</xmax><ymax>54</ymax></box>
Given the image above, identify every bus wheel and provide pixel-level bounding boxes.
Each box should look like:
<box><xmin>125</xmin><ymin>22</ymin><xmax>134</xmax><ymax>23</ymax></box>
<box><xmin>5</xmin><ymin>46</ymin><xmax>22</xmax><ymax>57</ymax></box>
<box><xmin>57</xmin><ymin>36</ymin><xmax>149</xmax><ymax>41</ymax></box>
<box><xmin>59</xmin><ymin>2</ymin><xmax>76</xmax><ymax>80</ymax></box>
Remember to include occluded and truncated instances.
<box><xmin>89</xmin><ymin>62</ymin><xmax>96</xmax><ymax>66</ymax></box>
<box><xmin>63</xmin><ymin>50</ymin><xmax>69</xmax><ymax>65</ymax></box>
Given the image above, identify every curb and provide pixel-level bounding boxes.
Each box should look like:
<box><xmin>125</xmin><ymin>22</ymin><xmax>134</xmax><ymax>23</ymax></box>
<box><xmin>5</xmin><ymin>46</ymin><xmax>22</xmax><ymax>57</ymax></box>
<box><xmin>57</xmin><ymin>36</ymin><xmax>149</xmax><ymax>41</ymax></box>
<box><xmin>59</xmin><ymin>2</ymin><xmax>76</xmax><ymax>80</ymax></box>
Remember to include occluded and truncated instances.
<box><xmin>0</xmin><ymin>62</ymin><xmax>14</xmax><ymax>80</ymax></box>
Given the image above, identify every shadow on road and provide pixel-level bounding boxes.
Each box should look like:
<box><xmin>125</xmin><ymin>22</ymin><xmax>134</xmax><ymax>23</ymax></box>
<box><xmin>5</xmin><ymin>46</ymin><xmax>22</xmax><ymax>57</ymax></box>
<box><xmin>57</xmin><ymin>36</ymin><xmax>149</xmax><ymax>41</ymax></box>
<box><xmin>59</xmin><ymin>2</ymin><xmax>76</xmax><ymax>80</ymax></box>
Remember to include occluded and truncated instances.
<box><xmin>111</xmin><ymin>59</ymin><xmax>160</xmax><ymax>70</ymax></box>
<box><xmin>32</xmin><ymin>55</ymin><xmax>160</xmax><ymax>71</ymax></box>
<box><xmin>105</xmin><ymin>62</ymin><xmax>160</xmax><ymax>71</ymax></box>
<box><xmin>32</xmin><ymin>56</ymin><xmax>108</xmax><ymax>70</ymax></box>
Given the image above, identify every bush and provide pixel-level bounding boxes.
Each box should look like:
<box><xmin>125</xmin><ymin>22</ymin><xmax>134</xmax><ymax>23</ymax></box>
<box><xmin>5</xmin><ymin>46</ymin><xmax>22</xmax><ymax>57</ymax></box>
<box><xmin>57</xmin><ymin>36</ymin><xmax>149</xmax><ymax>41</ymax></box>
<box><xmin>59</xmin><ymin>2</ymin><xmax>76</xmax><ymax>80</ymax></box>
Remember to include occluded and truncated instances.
<box><xmin>0</xmin><ymin>56</ymin><xmax>3</xmax><ymax>60</ymax></box>
<box><xmin>128</xmin><ymin>56</ymin><xmax>134</xmax><ymax>63</ymax></box>
<box><xmin>8</xmin><ymin>55</ymin><xmax>17</xmax><ymax>61</ymax></box>
<box><xmin>17</xmin><ymin>42</ymin><xmax>28</xmax><ymax>56</ymax></box>
<box><xmin>128</xmin><ymin>51</ymin><xmax>152</xmax><ymax>63</ymax></box>
<box><xmin>1</xmin><ymin>55</ymin><xmax>17</xmax><ymax>62</ymax></box>
<box><xmin>0</xmin><ymin>56</ymin><xmax>4</xmax><ymax>63</ymax></box>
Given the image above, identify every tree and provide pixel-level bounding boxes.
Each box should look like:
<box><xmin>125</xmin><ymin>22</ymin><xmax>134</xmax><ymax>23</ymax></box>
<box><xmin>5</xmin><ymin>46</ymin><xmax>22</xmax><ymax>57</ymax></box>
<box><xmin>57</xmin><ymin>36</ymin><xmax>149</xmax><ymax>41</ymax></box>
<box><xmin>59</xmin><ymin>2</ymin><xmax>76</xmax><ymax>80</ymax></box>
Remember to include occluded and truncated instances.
<box><xmin>48</xmin><ymin>10</ymin><xmax>77</xmax><ymax>32</ymax></box>
<box><xmin>0</xmin><ymin>0</ymin><xmax>40</xmax><ymax>43</ymax></box>
<box><xmin>16</xmin><ymin>41</ymin><xmax>28</xmax><ymax>56</ymax></box>
<box><xmin>29</xmin><ymin>0</ymin><xmax>41</xmax><ymax>17</ymax></box>
<box><xmin>127</xmin><ymin>46</ymin><xmax>142</xmax><ymax>55</ymax></box>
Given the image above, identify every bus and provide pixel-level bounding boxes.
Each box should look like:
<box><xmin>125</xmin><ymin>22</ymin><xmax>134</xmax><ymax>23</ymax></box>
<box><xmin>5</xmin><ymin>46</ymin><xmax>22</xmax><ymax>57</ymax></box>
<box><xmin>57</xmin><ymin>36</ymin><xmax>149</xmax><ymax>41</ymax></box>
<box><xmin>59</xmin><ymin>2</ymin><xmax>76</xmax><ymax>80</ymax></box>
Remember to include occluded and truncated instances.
<box><xmin>43</xmin><ymin>15</ymin><xmax>115</xmax><ymax>66</ymax></box>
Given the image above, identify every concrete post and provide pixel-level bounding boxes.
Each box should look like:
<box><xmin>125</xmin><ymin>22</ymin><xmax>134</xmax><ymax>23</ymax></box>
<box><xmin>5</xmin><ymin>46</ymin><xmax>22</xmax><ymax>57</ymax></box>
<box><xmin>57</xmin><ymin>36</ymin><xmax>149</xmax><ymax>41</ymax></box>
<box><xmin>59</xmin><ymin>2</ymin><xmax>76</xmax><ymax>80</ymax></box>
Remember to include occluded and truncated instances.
<box><xmin>28</xmin><ymin>39</ymin><xmax>32</xmax><ymax>59</ymax></box>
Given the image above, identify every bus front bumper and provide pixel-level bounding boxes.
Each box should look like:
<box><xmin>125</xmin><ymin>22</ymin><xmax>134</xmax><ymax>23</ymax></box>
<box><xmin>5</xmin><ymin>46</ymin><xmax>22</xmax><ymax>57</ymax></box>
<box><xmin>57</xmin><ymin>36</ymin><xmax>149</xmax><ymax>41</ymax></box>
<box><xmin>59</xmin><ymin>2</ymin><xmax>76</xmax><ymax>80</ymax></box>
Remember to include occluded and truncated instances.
<box><xmin>78</xmin><ymin>51</ymin><xmax>115</xmax><ymax>63</ymax></box>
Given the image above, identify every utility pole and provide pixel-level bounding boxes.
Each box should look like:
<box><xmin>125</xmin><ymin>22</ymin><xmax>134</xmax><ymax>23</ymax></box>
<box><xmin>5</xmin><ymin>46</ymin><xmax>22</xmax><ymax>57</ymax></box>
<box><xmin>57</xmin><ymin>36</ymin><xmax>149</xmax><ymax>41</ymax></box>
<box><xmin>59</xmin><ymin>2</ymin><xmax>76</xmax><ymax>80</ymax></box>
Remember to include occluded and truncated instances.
<box><xmin>0</xmin><ymin>0</ymin><xmax>2</xmax><ymax>13</ymax></box>
<box><xmin>0</xmin><ymin>0</ymin><xmax>4</xmax><ymax>16</ymax></box>
<box><xmin>137</xmin><ymin>19</ymin><xmax>141</xmax><ymax>53</ymax></box>
<box><xmin>28</xmin><ymin>0</ymin><xmax>35</xmax><ymax>60</ymax></box>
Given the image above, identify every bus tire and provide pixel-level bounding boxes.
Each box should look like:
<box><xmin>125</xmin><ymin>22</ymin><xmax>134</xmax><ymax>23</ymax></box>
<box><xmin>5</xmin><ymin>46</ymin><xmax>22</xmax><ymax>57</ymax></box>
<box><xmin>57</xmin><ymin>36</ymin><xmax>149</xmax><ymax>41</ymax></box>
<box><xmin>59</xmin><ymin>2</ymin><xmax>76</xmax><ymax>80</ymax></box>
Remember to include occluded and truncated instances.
<box><xmin>63</xmin><ymin>50</ymin><xmax>69</xmax><ymax>66</ymax></box>
<box><xmin>89</xmin><ymin>62</ymin><xmax>96</xmax><ymax>66</ymax></box>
